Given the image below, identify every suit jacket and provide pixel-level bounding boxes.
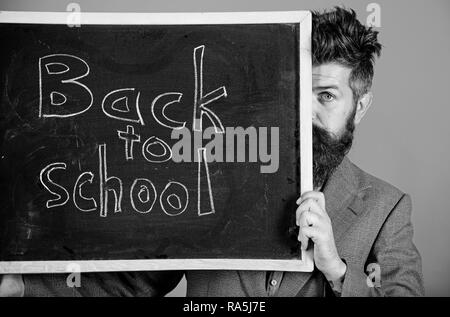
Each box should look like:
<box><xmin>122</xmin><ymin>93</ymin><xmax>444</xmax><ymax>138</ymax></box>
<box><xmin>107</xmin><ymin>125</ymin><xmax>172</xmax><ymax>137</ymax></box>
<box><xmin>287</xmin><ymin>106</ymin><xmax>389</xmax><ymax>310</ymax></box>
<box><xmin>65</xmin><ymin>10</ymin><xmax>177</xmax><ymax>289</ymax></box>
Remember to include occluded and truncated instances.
<box><xmin>22</xmin><ymin>157</ymin><xmax>424</xmax><ymax>296</ymax></box>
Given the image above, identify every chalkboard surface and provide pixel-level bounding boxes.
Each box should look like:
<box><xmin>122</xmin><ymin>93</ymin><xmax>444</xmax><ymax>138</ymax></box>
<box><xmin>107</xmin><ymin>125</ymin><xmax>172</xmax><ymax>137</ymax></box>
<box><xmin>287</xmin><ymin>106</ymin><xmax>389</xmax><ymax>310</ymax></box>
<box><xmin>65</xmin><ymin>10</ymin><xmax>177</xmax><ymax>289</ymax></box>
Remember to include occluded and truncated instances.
<box><xmin>0</xmin><ymin>12</ymin><xmax>312</xmax><ymax>273</ymax></box>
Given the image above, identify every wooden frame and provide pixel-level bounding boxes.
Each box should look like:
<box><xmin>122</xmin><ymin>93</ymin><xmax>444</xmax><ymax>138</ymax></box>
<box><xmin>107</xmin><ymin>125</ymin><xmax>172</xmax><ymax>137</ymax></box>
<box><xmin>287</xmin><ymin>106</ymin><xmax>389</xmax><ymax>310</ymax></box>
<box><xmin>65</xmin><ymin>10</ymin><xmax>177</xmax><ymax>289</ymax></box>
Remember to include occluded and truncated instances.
<box><xmin>0</xmin><ymin>10</ymin><xmax>313</xmax><ymax>273</ymax></box>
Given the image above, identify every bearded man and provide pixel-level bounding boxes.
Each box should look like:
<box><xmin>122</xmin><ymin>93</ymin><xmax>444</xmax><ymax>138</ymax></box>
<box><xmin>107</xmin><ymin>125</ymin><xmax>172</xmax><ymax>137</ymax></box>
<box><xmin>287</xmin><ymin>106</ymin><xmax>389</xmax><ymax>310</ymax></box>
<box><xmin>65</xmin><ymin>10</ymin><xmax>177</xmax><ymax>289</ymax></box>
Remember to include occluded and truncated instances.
<box><xmin>0</xmin><ymin>7</ymin><xmax>424</xmax><ymax>297</ymax></box>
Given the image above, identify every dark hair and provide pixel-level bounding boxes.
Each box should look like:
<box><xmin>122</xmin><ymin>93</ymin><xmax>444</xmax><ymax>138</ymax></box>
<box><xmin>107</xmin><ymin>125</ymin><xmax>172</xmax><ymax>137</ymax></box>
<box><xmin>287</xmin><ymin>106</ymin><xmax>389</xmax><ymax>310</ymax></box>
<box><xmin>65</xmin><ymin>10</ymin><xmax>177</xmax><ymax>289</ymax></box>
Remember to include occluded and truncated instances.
<box><xmin>312</xmin><ymin>7</ymin><xmax>382</xmax><ymax>101</ymax></box>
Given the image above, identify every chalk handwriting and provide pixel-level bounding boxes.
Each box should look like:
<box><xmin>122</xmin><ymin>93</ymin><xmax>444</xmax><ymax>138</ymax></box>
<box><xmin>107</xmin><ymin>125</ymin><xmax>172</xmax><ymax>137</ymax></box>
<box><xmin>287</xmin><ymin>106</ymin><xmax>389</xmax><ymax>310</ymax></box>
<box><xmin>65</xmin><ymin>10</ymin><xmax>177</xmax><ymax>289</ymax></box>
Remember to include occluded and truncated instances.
<box><xmin>40</xmin><ymin>162</ymin><xmax>70</xmax><ymax>208</ymax></box>
<box><xmin>102</xmin><ymin>88</ymin><xmax>144</xmax><ymax>125</ymax></box>
<box><xmin>73</xmin><ymin>171</ymin><xmax>97</xmax><ymax>212</ymax></box>
<box><xmin>117</xmin><ymin>125</ymin><xmax>141</xmax><ymax>161</ymax></box>
<box><xmin>130</xmin><ymin>178</ymin><xmax>157</xmax><ymax>214</ymax></box>
<box><xmin>151</xmin><ymin>92</ymin><xmax>186</xmax><ymax>130</ymax></box>
<box><xmin>39</xmin><ymin>54</ymin><xmax>93</xmax><ymax>118</ymax></box>
<box><xmin>38</xmin><ymin>45</ymin><xmax>230</xmax><ymax>219</ymax></box>
<box><xmin>192</xmin><ymin>45</ymin><xmax>227</xmax><ymax>133</ymax></box>
<box><xmin>141</xmin><ymin>136</ymin><xmax>172</xmax><ymax>163</ymax></box>
<box><xmin>160</xmin><ymin>181</ymin><xmax>189</xmax><ymax>217</ymax></box>
<box><xmin>99</xmin><ymin>144</ymin><xmax>123</xmax><ymax>217</ymax></box>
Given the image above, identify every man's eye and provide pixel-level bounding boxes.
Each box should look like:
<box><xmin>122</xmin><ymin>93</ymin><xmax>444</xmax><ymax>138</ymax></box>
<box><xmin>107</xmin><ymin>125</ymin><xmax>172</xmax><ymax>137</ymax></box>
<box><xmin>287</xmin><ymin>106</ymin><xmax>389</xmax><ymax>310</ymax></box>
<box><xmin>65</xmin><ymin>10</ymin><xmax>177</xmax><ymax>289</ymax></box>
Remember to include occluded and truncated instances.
<box><xmin>318</xmin><ymin>92</ymin><xmax>335</xmax><ymax>102</ymax></box>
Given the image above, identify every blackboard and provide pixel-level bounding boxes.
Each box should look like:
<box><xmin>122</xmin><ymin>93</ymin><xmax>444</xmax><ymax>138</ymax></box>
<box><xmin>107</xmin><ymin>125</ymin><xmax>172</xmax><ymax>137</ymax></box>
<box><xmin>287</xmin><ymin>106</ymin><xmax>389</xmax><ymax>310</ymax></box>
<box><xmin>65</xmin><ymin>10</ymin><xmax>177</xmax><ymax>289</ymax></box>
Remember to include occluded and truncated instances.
<box><xmin>0</xmin><ymin>11</ymin><xmax>313</xmax><ymax>273</ymax></box>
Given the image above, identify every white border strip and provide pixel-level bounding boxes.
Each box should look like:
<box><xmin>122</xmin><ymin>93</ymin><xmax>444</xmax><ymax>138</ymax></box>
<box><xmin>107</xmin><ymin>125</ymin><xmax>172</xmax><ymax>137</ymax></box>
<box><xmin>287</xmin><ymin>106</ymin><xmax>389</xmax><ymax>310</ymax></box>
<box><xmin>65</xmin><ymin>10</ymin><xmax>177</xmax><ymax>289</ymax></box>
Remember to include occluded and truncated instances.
<box><xmin>298</xmin><ymin>11</ymin><xmax>314</xmax><ymax>272</ymax></box>
<box><xmin>0</xmin><ymin>11</ymin><xmax>307</xmax><ymax>25</ymax></box>
<box><xmin>0</xmin><ymin>258</ymin><xmax>314</xmax><ymax>274</ymax></box>
<box><xmin>299</xmin><ymin>12</ymin><xmax>313</xmax><ymax>195</ymax></box>
<box><xmin>0</xmin><ymin>11</ymin><xmax>313</xmax><ymax>273</ymax></box>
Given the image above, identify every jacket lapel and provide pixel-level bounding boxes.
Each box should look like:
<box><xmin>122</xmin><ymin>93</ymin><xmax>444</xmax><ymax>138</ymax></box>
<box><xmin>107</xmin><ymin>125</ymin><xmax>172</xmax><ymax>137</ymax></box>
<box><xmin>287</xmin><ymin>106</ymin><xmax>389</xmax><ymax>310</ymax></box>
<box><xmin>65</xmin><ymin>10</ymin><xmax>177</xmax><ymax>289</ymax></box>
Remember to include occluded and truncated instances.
<box><xmin>277</xmin><ymin>157</ymin><xmax>370</xmax><ymax>296</ymax></box>
<box><xmin>322</xmin><ymin>157</ymin><xmax>368</xmax><ymax>246</ymax></box>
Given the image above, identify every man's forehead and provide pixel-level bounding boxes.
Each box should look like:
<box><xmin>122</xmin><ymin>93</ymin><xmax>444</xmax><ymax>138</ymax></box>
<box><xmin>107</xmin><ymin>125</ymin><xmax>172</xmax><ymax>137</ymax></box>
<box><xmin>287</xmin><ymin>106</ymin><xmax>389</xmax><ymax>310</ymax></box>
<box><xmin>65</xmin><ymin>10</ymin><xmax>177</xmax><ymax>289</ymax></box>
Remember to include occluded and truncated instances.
<box><xmin>312</xmin><ymin>63</ymin><xmax>352</xmax><ymax>87</ymax></box>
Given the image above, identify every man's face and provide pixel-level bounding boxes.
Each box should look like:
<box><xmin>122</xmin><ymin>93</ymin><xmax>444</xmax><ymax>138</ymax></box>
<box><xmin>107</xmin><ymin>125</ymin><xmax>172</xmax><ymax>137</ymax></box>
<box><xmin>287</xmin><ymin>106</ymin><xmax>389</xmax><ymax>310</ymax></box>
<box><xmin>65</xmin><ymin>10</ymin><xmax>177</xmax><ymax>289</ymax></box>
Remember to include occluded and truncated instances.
<box><xmin>311</xmin><ymin>63</ymin><xmax>359</xmax><ymax>188</ymax></box>
<box><xmin>312</xmin><ymin>62</ymin><xmax>356</xmax><ymax>137</ymax></box>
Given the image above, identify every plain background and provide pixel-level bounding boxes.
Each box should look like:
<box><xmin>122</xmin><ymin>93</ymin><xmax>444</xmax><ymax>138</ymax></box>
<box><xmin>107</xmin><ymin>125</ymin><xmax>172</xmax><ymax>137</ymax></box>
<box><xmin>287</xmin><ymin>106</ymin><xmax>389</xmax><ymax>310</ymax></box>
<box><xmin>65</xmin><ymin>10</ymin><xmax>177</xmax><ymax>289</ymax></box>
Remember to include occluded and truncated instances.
<box><xmin>0</xmin><ymin>0</ymin><xmax>449</xmax><ymax>297</ymax></box>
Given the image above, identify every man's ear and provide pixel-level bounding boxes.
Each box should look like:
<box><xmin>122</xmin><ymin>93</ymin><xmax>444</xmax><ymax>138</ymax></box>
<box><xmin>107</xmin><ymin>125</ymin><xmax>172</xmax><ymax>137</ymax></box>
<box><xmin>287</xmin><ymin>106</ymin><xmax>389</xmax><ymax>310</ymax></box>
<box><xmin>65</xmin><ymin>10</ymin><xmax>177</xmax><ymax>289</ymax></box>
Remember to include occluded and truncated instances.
<box><xmin>353</xmin><ymin>91</ymin><xmax>373</xmax><ymax>125</ymax></box>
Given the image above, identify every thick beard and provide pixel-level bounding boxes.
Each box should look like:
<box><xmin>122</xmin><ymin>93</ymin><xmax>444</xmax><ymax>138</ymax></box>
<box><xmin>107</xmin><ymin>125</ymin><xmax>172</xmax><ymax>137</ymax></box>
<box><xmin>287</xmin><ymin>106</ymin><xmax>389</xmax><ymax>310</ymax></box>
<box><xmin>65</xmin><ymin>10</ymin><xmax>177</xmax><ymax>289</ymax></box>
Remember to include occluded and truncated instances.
<box><xmin>312</xmin><ymin>111</ymin><xmax>356</xmax><ymax>189</ymax></box>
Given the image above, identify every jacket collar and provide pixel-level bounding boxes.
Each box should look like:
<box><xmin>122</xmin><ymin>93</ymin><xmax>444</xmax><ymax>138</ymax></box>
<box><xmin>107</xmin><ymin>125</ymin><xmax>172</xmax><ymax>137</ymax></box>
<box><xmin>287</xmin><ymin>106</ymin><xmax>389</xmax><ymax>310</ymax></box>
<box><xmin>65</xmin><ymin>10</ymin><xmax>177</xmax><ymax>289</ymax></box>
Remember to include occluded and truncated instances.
<box><xmin>322</xmin><ymin>156</ymin><xmax>370</xmax><ymax>243</ymax></box>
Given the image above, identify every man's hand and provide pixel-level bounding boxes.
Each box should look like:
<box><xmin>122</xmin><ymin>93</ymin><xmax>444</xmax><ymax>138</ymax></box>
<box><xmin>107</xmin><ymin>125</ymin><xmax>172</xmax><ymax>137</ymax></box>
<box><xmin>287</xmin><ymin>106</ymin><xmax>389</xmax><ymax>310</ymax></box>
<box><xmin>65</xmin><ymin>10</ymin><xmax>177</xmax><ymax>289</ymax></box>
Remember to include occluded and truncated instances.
<box><xmin>0</xmin><ymin>275</ymin><xmax>24</xmax><ymax>297</ymax></box>
<box><xmin>296</xmin><ymin>191</ymin><xmax>347</xmax><ymax>282</ymax></box>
